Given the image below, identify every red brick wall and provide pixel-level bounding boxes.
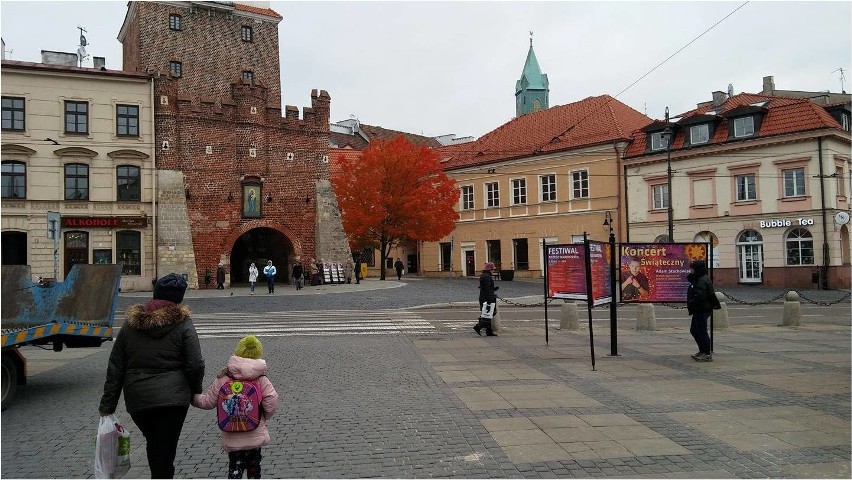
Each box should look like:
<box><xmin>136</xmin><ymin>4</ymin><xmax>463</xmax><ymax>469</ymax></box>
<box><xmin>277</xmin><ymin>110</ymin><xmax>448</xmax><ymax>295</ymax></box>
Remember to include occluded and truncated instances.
<box><xmin>125</xmin><ymin>1</ymin><xmax>282</xmax><ymax>108</ymax></box>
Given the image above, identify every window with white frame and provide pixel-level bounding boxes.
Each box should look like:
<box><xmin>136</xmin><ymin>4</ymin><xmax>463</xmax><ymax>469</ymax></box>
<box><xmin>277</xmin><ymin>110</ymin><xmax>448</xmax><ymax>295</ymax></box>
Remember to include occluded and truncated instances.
<box><xmin>571</xmin><ymin>170</ymin><xmax>589</xmax><ymax>199</ymax></box>
<box><xmin>733</xmin><ymin>116</ymin><xmax>755</xmax><ymax>138</ymax></box>
<box><xmin>652</xmin><ymin>183</ymin><xmax>668</xmax><ymax>210</ymax></box>
<box><xmin>690</xmin><ymin>124</ymin><xmax>709</xmax><ymax>144</ymax></box>
<box><xmin>650</xmin><ymin>131</ymin><xmax>669</xmax><ymax>151</ymax></box>
<box><xmin>511</xmin><ymin>178</ymin><xmax>527</xmax><ymax>205</ymax></box>
<box><xmin>485</xmin><ymin>182</ymin><xmax>499</xmax><ymax>208</ymax></box>
<box><xmin>785</xmin><ymin>228</ymin><xmax>814</xmax><ymax>265</ymax></box>
<box><xmin>783</xmin><ymin>168</ymin><xmax>806</xmax><ymax>197</ymax></box>
<box><xmin>540</xmin><ymin>174</ymin><xmax>556</xmax><ymax>202</ymax></box>
<box><xmin>460</xmin><ymin>185</ymin><xmax>473</xmax><ymax>210</ymax></box>
<box><xmin>735</xmin><ymin>174</ymin><xmax>756</xmax><ymax>201</ymax></box>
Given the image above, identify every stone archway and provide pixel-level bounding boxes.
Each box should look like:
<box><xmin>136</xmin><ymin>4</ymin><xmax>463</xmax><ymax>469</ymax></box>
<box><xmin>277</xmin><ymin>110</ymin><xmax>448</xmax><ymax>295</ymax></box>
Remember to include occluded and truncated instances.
<box><xmin>230</xmin><ymin>227</ymin><xmax>293</xmax><ymax>283</ymax></box>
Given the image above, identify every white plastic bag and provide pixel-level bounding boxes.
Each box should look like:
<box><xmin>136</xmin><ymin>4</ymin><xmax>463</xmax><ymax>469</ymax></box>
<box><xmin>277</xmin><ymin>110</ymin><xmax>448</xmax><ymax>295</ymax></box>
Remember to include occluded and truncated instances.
<box><xmin>94</xmin><ymin>414</ymin><xmax>131</xmax><ymax>479</ymax></box>
<box><xmin>480</xmin><ymin>302</ymin><xmax>496</xmax><ymax>320</ymax></box>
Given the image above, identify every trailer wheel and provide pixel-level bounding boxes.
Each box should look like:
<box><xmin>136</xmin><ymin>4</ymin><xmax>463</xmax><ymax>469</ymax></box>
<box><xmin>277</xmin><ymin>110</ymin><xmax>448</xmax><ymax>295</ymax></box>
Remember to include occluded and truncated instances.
<box><xmin>1</xmin><ymin>353</ymin><xmax>17</xmax><ymax>410</ymax></box>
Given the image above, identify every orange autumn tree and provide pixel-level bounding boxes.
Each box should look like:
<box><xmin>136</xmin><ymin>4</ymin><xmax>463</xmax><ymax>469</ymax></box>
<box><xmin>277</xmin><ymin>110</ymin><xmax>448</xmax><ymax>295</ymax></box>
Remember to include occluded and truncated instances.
<box><xmin>330</xmin><ymin>135</ymin><xmax>459</xmax><ymax>280</ymax></box>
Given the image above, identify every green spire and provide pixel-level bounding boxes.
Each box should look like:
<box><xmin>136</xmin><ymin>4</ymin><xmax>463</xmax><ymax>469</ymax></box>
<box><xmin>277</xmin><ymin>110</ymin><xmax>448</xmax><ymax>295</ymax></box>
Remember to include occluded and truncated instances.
<box><xmin>515</xmin><ymin>36</ymin><xmax>549</xmax><ymax>116</ymax></box>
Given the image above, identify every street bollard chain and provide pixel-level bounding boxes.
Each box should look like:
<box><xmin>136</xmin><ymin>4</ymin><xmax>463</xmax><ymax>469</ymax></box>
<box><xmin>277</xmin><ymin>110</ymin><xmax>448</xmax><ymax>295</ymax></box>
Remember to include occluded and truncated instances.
<box><xmin>496</xmin><ymin>295</ymin><xmax>556</xmax><ymax>307</ymax></box>
<box><xmin>716</xmin><ymin>290</ymin><xmax>786</xmax><ymax>306</ymax></box>
<box><xmin>796</xmin><ymin>291</ymin><xmax>851</xmax><ymax>306</ymax></box>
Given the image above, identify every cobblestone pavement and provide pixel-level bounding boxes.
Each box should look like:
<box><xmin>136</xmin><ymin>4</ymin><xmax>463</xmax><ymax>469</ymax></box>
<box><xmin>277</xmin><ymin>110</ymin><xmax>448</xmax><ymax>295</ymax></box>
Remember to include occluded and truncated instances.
<box><xmin>2</xmin><ymin>279</ymin><xmax>849</xmax><ymax>478</ymax></box>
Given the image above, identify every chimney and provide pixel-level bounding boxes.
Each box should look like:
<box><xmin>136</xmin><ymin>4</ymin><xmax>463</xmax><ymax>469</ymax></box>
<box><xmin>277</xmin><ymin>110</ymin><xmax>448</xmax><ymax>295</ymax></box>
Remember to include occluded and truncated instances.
<box><xmin>41</xmin><ymin>50</ymin><xmax>78</xmax><ymax>67</ymax></box>
<box><xmin>712</xmin><ymin>91</ymin><xmax>727</xmax><ymax>107</ymax></box>
<box><xmin>93</xmin><ymin>57</ymin><xmax>105</xmax><ymax>69</ymax></box>
<box><xmin>762</xmin><ymin>75</ymin><xmax>775</xmax><ymax>94</ymax></box>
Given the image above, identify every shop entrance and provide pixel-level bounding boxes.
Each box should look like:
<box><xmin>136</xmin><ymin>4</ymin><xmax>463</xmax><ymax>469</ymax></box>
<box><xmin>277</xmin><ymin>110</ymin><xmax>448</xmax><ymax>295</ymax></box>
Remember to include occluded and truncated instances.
<box><xmin>229</xmin><ymin>227</ymin><xmax>293</xmax><ymax>283</ymax></box>
<box><xmin>64</xmin><ymin>231</ymin><xmax>89</xmax><ymax>277</ymax></box>
<box><xmin>736</xmin><ymin>229</ymin><xmax>763</xmax><ymax>283</ymax></box>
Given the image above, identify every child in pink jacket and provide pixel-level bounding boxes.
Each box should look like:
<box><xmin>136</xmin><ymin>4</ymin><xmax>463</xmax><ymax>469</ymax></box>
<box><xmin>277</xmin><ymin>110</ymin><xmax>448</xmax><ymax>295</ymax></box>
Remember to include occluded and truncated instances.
<box><xmin>193</xmin><ymin>336</ymin><xmax>279</xmax><ymax>479</ymax></box>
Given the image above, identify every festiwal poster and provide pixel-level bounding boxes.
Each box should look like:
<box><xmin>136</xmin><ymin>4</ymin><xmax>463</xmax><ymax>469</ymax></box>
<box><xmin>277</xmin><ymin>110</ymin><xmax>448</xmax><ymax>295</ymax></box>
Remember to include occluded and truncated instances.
<box><xmin>546</xmin><ymin>242</ymin><xmax>612</xmax><ymax>305</ymax></box>
<box><xmin>619</xmin><ymin>243</ymin><xmax>708</xmax><ymax>303</ymax></box>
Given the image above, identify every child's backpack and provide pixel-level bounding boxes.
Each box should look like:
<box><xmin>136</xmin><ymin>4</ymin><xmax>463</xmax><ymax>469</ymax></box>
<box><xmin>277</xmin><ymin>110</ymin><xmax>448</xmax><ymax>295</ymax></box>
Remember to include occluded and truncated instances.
<box><xmin>216</xmin><ymin>375</ymin><xmax>263</xmax><ymax>432</ymax></box>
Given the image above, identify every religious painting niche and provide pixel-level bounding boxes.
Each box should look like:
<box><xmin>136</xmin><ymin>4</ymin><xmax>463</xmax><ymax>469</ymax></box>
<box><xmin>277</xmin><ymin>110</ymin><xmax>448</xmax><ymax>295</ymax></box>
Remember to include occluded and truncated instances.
<box><xmin>242</xmin><ymin>182</ymin><xmax>262</xmax><ymax>218</ymax></box>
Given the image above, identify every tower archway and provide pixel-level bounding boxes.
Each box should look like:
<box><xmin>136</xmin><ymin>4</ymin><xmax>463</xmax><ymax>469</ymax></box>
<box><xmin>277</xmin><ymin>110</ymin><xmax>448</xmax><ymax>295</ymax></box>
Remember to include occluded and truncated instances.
<box><xmin>229</xmin><ymin>227</ymin><xmax>294</xmax><ymax>283</ymax></box>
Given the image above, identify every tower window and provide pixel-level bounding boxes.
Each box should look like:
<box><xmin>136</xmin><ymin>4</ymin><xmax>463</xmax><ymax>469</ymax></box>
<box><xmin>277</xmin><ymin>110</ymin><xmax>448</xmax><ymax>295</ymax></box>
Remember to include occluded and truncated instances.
<box><xmin>241</xmin><ymin>26</ymin><xmax>253</xmax><ymax>42</ymax></box>
<box><xmin>242</xmin><ymin>71</ymin><xmax>254</xmax><ymax>85</ymax></box>
<box><xmin>169</xmin><ymin>14</ymin><xmax>181</xmax><ymax>31</ymax></box>
<box><xmin>169</xmin><ymin>61</ymin><xmax>182</xmax><ymax>78</ymax></box>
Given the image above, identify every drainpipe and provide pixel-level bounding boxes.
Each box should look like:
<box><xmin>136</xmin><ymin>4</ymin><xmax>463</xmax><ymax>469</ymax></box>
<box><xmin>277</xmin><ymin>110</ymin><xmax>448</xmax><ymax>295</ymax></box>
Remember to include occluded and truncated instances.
<box><xmin>613</xmin><ymin>142</ymin><xmax>624</xmax><ymax>241</ymax></box>
<box><xmin>817</xmin><ymin>137</ymin><xmax>829</xmax><ymax>289</ymax></box>
<box><xmin>150</xmin><ymin>78</ymin><xmax>158</xmax><ymax>285</ymax></box>
<box><xmin>623</xmin><ymin>162</ymin><xmax>631</xmax><ymax>243</ymax></box>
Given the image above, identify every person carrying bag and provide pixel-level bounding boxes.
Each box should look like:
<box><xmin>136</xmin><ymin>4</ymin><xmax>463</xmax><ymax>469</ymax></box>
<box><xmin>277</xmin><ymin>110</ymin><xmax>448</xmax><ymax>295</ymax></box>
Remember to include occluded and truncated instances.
<box><xmin>474</xmin><ymin>262</ymin><xmax>499</xmax><ymax>336</ymax></box>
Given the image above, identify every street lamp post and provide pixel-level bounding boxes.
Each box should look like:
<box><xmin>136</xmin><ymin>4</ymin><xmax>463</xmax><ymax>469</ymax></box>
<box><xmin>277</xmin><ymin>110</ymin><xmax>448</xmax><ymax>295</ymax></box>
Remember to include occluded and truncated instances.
<box><xmin>664</xmin><ymin>107</ymin><xmax>674</xmax><ymax>243</ymax></box>
<box><xmin>603</xmin><ymin>211</ymin><xmax>618</xmax><ymax>356</ymax></box>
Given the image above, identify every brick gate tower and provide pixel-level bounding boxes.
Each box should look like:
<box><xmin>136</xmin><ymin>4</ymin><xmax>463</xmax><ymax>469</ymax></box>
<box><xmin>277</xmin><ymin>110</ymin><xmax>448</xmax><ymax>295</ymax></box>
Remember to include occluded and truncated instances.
<box><xmin>119</xmin><ymin>1</ymin><xmax>351</xmax><ymax>287</ymax></box>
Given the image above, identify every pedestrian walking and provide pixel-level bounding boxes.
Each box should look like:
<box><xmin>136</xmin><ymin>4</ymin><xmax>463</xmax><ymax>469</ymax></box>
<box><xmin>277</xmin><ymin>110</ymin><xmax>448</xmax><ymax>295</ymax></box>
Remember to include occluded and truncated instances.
<box><xmin>99</xmin><ymin>273</ymin><xmax>205</xmax><ymax>479</ymax></box>
<box><xmin>394</xmin><ymin>258</ymin><xmax>404</xmax><ymax>280</ymax></box>
<box><xmin>474</xmin><ymin>262</ymin><xmax>499</xmax><ymax>336</ymax></box>
<box><xmin>292</xmin><ymin>262</ymin><xmax>304</xmax><ymax>290</ymax></box>
<box><xmin>316</xmin><ymin>260</ymin><xmax>325</xmax><ymax>285</ymax></box>
<box><xmin>263</xmin><ymin>260</ymin><xmax>276</xmax><ymax>293</ymax></box>
<box><xmin>192</xmin><ymin>336</ymin><xmax>279</xmax><ymax>479</ymax></box>
<box><xmin>354</xmin><ymin>256</ymin><xmax>362</xmax><ymax>284</ymax></box>
<box><xmin>248</xmin><ymin>263</ymin><xmax>258</xmax><ymax>295</ymax></box>
<box><xmin>686</xmin><ymin>260</ymin><xmax>721</xmax><ymax>362</ymax></box>
<box><xmin>217</xmin><ymin>263</ymin><xmax>226</xmax><ymax>290</ymax></box>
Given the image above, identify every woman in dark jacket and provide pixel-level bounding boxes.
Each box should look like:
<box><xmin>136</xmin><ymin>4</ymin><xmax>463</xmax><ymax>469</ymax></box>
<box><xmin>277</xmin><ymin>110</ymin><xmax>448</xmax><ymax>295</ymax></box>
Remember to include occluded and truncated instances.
<box><xmin>474</xmin><ymin>262</ymin><xmax>499</xmax><ymax>336</ymax></box>
<box><xmin>686</xmin><ymin>260</ymin><xmax>721</xmax><ymax>362</ymax></box>
<box><xmin>99</xmin><ymin>273</ymin><xmax>205</xmax><ymax>479</ymax></box>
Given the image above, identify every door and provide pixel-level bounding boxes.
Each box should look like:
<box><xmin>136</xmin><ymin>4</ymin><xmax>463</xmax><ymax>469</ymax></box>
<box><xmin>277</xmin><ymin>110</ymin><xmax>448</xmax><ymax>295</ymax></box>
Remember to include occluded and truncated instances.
<box><xmin>736</xmin><ymin>230</ymin><xmax>762</xmax><ymax>283</ymax></box>
<box><xmin>465</xmin><ymin>250</ymin><xmax>476</xmax><ymax>276</ymax></box>
<box><xmin>64</xmin><ymin>231</ymin><xmax>88</xmax><ymax>277</ymax></box>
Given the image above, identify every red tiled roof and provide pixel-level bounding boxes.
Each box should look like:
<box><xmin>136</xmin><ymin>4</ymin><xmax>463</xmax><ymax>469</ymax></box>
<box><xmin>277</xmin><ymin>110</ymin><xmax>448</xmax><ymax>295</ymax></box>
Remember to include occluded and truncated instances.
<box><xmin>624</xmin><ymin>93</ymin><xmax>846</xmax><ymax>158</ymax></box>
<box><xmin>441</xmin><ymin>95</ymin><xmax>651</xmax><ymax>171</ymax></box>
<box><xmin>329</xmin><ymin>131</ymin><xmax>369</xmax><ymax>150</ymax></box>
<box><xmin>234</xmin><ymin>3</ymin><xmax>283</xmax><ymax>19</ymax></box>
<box><xmin>358</xmin><ymin>124</ymin><xmax>442</xmax><ymax>148</ymax></box>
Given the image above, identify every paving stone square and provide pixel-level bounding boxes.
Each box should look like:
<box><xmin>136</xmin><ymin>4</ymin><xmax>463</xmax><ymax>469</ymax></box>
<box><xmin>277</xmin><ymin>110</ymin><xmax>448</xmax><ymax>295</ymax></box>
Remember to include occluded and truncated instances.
<box><xmin>600</xmin><ymin>378</ymin><xmax>765</xmax><ymax>404</ymax></box>
<box><xmin>738</xmin><ymin>371</ymin><xmax>850</xmax><ymax>395</ymax></box>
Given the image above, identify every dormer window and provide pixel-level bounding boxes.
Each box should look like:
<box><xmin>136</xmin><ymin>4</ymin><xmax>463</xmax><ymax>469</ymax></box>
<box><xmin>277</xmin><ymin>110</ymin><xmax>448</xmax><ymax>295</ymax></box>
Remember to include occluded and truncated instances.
<box><xmin>842</xmin><ymin>113</ymin><xmax>849</xmax><ymax>132</ymax></box>
<box><xmin>650</xmin><ymin>131</ymin><xmax>669</xmax><ymax>151</ymax></box>
<box><xmin>733</xmin><ymin>116</ymin><xmax>755</xmax><ymax>138</ymax></box>
<box><xmin>690</xmin><ymin>124</ymin><xmax>709</xmax><ymax>144</ymax></box>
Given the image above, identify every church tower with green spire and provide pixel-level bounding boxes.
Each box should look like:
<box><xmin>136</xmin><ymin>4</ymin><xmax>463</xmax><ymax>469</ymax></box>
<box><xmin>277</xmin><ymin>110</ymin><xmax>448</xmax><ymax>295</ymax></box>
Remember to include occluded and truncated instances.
<box><xmin>515</xmin><ymin>35</ymin><xmax>549</xmax><ymax>117</ymax></box>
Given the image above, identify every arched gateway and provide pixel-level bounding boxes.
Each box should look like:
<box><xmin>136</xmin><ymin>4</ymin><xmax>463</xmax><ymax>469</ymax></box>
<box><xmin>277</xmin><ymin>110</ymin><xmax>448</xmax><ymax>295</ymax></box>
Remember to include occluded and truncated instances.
<box><xmin>228</xmin><ymin>226</ymin><xmax>299</xmax><ymax>284</ymax></box>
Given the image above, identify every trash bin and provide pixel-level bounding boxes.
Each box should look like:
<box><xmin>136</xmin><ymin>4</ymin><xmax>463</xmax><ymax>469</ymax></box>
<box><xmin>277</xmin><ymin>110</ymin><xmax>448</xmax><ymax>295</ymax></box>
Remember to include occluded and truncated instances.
<box><xmin>501</xmin><ymin>269</ymin><xmax>514</xmax><ymax>281</ymax></box>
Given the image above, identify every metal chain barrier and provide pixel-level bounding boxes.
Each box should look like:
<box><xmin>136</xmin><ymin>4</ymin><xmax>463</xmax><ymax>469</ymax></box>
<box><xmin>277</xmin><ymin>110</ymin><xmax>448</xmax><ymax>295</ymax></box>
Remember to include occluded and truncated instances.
<box><xmin>496</xmin><ymin>295</ymin><xmax>557</xmax><ymax>307</ymax></box>
<box><xmin>714</xmin><ymin>290</ymin><xmax>786</xmax><ymax>306</ymax></box>
<box><xmin>796</xmin><ymin>290</ymin><xmax>851</xmax><ymax>306</ymax></box>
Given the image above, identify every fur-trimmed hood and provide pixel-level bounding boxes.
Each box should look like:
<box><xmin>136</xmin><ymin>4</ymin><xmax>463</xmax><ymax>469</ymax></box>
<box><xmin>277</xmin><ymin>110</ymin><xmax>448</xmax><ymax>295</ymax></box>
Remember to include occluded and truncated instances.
<box><xmin>126</xmin><ymin>301</ymin><xmax>191</xmax><ymax>338</ymax></box>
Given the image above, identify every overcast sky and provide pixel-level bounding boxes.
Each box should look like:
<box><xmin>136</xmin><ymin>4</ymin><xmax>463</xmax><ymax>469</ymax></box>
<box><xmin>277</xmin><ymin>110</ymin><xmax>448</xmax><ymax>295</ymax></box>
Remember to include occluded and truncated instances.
<box><xmin>2</xmin><ymin>1</ymin><xmax>850</xmax><ymax>138</ymax></box>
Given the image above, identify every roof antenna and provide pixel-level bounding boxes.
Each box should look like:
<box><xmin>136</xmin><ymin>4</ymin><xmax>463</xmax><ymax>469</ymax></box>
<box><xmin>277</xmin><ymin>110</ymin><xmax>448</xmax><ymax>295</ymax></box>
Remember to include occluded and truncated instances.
<box><xmin>832</xmin><ymin>67</ymin><xmax>846</xmax><ymax>94</ymax></box>
<box><xmin>76</xmin><ymin>26</ymin><xmax>90</xmax><ymax>67</ymax></box>
<box><xmin>529</xmin><ymin>30</ymin><xmax>533</xmax><ymax>47</ymax></box>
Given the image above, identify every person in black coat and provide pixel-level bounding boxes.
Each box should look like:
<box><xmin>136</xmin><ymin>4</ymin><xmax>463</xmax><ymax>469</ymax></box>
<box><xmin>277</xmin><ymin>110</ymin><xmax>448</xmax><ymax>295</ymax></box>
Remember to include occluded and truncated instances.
<box><xmin>394</xmin><ymin>258</ymin><xmax>404</xmax><ymax>280</ymax></box>
<box><xmin>474</xmin><ymin>262</ymin><xmax>499</xmax><ymax>336</ymax></box>
<box><xmin>99</xmin><ymin>273</ymin><xmax>205</xmax><ymax>478</ymax></box>
<box><xmin>686</xmin><ymin>260</ymin><xmax>721</xmax><ymax>362</ymax></box>
<box><xmin>354</xmin><ymin>256</ymin><xmax>362</xmax><ymax>284</ymax></box>
<box><xmin>216</xmin><ymin>263</ymin><xmax>226</xmax><ymax>290</ymax></box>
<box><xmin>292</xmin><ymin>262</ymin><xmax>304</xmax><ymax>290</ymax></box>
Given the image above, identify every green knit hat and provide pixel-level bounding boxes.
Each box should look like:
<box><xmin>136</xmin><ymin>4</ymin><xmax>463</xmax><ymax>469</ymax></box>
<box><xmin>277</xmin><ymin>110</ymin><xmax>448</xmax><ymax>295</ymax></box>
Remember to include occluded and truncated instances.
<box><xmin>234</xmin><ymin>335</ymin><xmax>263</xmax><ymax>359</ymax></box>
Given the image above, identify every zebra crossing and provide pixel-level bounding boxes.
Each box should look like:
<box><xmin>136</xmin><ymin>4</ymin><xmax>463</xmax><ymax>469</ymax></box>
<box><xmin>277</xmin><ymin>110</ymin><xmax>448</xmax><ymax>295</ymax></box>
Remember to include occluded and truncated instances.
<box><xmin>190</xmin><ymin>310</ymin><xmax>444</xmax><ymax>338</ymax></box>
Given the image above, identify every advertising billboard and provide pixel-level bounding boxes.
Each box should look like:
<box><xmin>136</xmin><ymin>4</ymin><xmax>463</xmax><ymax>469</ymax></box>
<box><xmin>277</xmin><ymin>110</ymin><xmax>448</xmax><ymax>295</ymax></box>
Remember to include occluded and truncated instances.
<box><xmin>619</xmin><ymin>243</ymin><xmax>708</xmax><ymax>303</ymax></box>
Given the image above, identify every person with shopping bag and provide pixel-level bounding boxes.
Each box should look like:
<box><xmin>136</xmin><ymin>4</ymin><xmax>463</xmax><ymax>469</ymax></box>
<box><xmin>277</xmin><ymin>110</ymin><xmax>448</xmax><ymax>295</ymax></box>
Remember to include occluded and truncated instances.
<box><xmin>99</xmin><ymin>273</ymin><xmax>205</xmax><ymax>479</ymax></box>
<box><xmin>473</xmin><ymin>262</ymin><xmax>499</xmax><ymax>336</ymax></box>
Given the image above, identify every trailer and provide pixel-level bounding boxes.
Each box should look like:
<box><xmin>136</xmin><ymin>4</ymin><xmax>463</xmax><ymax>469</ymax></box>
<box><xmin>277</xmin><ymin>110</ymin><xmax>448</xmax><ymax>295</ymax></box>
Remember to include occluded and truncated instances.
<box><xmin>1</xmin><ymin>264</ymin><xmax>121</xmax><ymax>409</ymax></box>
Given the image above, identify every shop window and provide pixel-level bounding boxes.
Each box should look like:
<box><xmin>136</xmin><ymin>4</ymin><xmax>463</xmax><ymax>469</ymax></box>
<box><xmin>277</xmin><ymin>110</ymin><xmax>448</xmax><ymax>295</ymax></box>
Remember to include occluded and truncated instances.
<box><xmin>1</xmin><ymin>231</ymin><xmax>27</xmax><ymax>265</ymax></box>
<box><xmin>785</xmin><ymin>228</ymin><xmax>814</xmax><ymax>265</ymax></box>
<box><xmin>117</xmin><ymin>230</ymin><xmax>141</xmax><ymax>275</ymax></box>
<box><xmin>64</xmin><ymin>231</ymin><xmax>88</xmax><ymax>276</ymax></box>
<box><xmin>513</xmin><ymin>238</ymin><xmax>529</xmax><ymax>270</ymax></box>
<box><xmin>117</xmin><ymin>165</ymin><xmax>141</xmax><ymax>201</ymax></box>
<box><xmin>439</xmin><ymin>242</ymin><xmax>452</xmax><ymax>271</ymax></box>
<box><xmin>64</xmin><ymin>163</ymin><xmax>89</xmax><ymax>200</ymax></box>
<box><xmin>1</xmin><ymin>161</ymin><xmax>26</xmax><ymax>198</ymax></box>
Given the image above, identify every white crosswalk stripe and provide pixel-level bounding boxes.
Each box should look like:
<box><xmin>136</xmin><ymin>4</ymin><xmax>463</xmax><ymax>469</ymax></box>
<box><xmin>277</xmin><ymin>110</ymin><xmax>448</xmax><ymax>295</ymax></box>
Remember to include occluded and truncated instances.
<box><xmin>191</xmin><ymin>310</ymin><xmax>440</xmax><ymax>337</ymax></box>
